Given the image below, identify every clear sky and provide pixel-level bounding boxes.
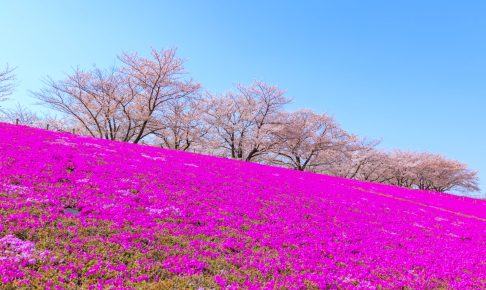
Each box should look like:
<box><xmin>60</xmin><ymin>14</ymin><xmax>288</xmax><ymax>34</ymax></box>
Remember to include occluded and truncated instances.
<box><xmin>1</xmin><ymin>1</ymin><xmax>485</xmax><ymax>197</ymax></box>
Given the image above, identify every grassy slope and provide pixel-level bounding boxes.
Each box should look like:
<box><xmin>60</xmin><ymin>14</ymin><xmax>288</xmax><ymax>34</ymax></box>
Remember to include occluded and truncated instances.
<box><xmin>0</xmin><ymin>122</ymin><xmax>485</xmax><ymax>289</ymax></box>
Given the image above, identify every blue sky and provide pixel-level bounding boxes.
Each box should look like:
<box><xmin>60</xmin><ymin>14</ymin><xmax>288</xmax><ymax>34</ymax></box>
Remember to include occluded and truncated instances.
<box><xmin>1</xmin><ymin>1</ymin><xmax>485</xmax><ymax>197</ymax></box>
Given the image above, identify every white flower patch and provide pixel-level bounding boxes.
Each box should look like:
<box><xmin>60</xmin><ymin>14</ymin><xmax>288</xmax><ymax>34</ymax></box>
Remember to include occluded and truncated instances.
<box><xmin>141</xmin><ymin>153</ymin><xmax>166</xmax><ymax>161</ymax></box>
<box><xmin>147</xmin><ymin>208</ymin><xmax>164</xmax><ymax>215</ymax></box>
<box><xmin>26</xmin><ymin>197</ymin><xmax>49</xmax><ymax>203</ymax></box>
<box><xmin>184</xmin><ymin>163</ymin><xmax>199</xmax><ymax>167</ymax></box>
<box><xmin>46</xmin><ymin>138</ymin><xmax>77</xmax><ymax>147</ymax></box>
<box><xmin>119</xmin><ymin>178</ymin><xmax>139</xmax><ymax>185</ymax></box>
<box><xmin>1</xmin><ymin>183</ymin><xmax>31</xmax><ymax>195</ymax></box>
<box><xmin>75</xmin><ymin>178</ymin><xmax>89</xmax><ymax>184</ymax></box>
<box><xmin>116</xmin><ymin>189</ymin><xmax>132</xmax><ymax>196</ymax></box>
<box><xmin>341</xmin><ymin>275</ymin><xmax>373</xmax><ymax>289</ymax></box>
<box><xmin>0</xmin><ymin>235</ymin><xmax>48</xmax><ymax>265</ymax></box>
<box><xmin>83</xmin><ymin>143</ymin><xmax>116</xmax><ymax>152</ymax></box>
<box><xmin>412</xmin><ymin>222</ymin><xmax>427</xmax><ymax>229</ymax></box>
<box><xmin>102</xmin><ymin>203</ymin><xmax>115</xmax><ymax>209</ymax></box>
<box><xmin>83</xmin><ymin>142</ymin><xmax>103</xmax><ymax>148</ymax></box>
<box><xmin>383</xmin><ymin>229</ymin><xmax>398</xmax><ymax>235</ymax></box>
<box><xmin>147</xmin><ymin>206</ymin><xmax>182</xmax><ymax>216</ymax></box>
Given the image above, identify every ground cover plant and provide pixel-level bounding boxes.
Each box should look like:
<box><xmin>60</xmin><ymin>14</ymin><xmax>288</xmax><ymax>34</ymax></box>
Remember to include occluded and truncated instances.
<box><xmin>0</xmin><ymin>122</ymin><xmax>485</xmax><ymax>289</ymax></box>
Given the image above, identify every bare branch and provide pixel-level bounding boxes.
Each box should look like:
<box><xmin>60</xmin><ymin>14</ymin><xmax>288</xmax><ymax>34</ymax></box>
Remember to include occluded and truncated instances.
<box><xmin>0</xmin><ymin>64</ymin><xmax>17</xmax><ymax>102</ymax></box>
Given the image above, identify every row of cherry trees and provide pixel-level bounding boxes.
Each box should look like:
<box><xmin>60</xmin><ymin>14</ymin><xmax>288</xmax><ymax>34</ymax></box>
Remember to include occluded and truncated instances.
<box><xmin>0</xmin><ymin>49</ymin><xmax>480</xmax><ymax>193</ymax></box>
<box><xmin>322</xmin><ymin>148</ymin><xmax>479</xmax><ymax>192</ymax></box>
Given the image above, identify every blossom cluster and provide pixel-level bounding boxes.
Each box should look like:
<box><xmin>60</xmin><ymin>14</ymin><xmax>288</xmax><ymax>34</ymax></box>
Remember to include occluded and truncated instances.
<box><xmin>0</xmin><ymin>122</ymin><xmax>485</xmax><ymax>288</ymax></box>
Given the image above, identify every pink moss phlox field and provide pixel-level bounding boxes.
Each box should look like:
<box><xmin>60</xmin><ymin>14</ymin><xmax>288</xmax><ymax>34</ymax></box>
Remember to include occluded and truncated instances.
<box><xmin>0</xmin><ymin>122</ymin><xmax>485</xmax><ymax>289</ymax></box>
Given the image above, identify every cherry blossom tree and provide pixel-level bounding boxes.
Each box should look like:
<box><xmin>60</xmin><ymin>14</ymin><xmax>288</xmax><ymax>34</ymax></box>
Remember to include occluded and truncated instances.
<box><xmin>203</xmin><ymin>81</ymin><xmax>290</xmax><ymax>161</ymax></box>
<box><xmin>416</xmin><ymin>153</ymin><xmax>479</xmax><ymax>192</ymax></box>
<box><xmin>386</xmin><ymin>151</ymin><xmax>480</xmax><ymax>193</ymax></box>
<box><xmin>323</xmin><ymin>142</ymin><xmax>391</xmax><ymax>183</ymax></box>
<box><xmin>269</xmin><ymin>109</ymin><xmax>351</xmax><ymax>171</ymax></box>
<box><xmin>383</xmin><ymin>151</ymin><xmax>421</xmax><ymax>188</ymax></box>
<box><xmin>34</xmin><ymin>48</ymin><xmax>200</xmax><ymax>143</ymax></box>
<box><xmin>118</xmin><ymin>49</ymin><xmax>200</xmax><ymax>143</ymax></box>
<box><xmin>349</xmin><ymin>149</ymin><xmax>391</xmax><ymax>183</ymax></box>
<box><xmin>152</xmin><ymin>97</ymin><xmax>209</xmax><ymax>151</ymax></box>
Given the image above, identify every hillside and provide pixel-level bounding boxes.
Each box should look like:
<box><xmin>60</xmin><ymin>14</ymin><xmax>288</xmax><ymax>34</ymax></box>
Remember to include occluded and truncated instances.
<box><xmin>0</xmin><ymin>122</ymin><xmax>485</xmax><ymax>289</ymax></box>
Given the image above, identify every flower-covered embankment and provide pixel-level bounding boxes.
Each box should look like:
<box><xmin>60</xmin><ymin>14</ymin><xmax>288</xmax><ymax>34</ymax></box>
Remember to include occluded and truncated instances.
<box><xmin>0</xmin><ymin>122</ymin><xmax>485</xmax><ymax>288</ymax></box>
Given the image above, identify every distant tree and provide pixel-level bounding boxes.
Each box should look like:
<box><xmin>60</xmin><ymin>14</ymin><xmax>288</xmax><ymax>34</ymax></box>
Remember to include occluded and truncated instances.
<box><xmin>324</xmin><ymin>142</ymin><xmax>392</xmax><ymax>183</ymax></box>
<box><xmin>203</xmin><ymin>81</ymin><xmax>290</xmax><ymax>161</ymax></box>
<box><xmin>0</xmin><ymin>64</ymin><xmax>16</xmax><ymax>103</ymax></box>
<box><xmin>269</xmin><ymin>109</ymin><xmax>351</xmax><ymax>171</ymax></box>
<box><xmin>374</xmin><ymin>150</ymin><xmax>480</xmax><ymax>193</ymax></box>
<box><xmin>384</xmin><ymin>151</ymin><xmax>421</xmax><ymax>188</ymax></box>
<box><xmin>349</xmin><ymin>149</ymin><xmax>391</xmax><ymax>183</ymax></box>
<box><xmin>34</xmin><ymin>48</ymin><xmax>200</xmax><ymax>143</ymax></box>
<box><xmin>408</xmin><ymin>152</ymin><xmax>479</xmax><ymax>192</ymax></box>
<box><xmin>0</xmin><ymin>103</ymin><xmax>40</xmax><ymax>125</ymax></box>
<box><xmin>0</xmin><ymin>103</ymin><xmax>73</xmax><ymax>131</ymax></box>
